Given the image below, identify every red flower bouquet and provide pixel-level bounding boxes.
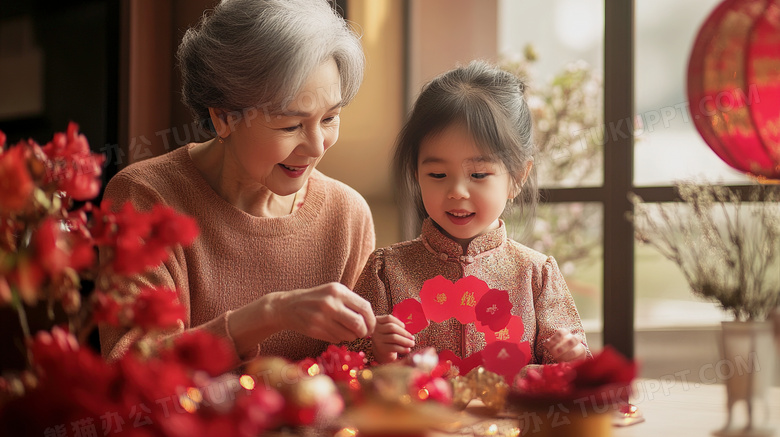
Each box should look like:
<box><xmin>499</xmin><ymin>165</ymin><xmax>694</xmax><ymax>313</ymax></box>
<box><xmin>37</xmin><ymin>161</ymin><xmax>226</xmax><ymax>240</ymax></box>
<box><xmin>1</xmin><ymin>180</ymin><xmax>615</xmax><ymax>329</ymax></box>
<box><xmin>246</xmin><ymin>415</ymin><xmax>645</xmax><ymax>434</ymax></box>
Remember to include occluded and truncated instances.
<box><xmin>513</xmin><ymin>346</ymin><xmax>636</xmax><ymax>408</ymax></box>
<box><xmin>509</xmin><ymin>347</ymin><xmax>638</xmax><ymax>437</ymax></box>
<box><xmin>0</xmin><ymin>124</ymin><xmax>284</xmax><ymax>436</ymax></box>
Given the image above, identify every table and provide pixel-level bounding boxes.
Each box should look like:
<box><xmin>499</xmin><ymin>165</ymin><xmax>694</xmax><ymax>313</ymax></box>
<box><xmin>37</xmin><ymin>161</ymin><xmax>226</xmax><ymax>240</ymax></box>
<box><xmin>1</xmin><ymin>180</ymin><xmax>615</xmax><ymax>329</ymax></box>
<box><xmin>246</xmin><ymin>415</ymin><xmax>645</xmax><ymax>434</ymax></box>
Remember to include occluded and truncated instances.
<box><xmin>434</xmin><ymin>379</ymin><xmax>780</xmax><ymax>437</ymax></box>
<box><xmin>614</xmin><ymin>379</ymin><xmax>780</xmax><ymax>437</ymax></box>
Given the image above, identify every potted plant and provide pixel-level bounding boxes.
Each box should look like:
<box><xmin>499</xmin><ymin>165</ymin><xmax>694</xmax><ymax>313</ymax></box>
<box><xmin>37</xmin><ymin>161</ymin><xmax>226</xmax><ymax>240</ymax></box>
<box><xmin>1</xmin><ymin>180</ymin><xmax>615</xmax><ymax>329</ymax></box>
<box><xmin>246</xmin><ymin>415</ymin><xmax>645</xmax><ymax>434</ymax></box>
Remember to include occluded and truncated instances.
<box><xmin>629</xmin><ymin>182</ymin><xmax>780</xmax><ymax>435</ymax></box>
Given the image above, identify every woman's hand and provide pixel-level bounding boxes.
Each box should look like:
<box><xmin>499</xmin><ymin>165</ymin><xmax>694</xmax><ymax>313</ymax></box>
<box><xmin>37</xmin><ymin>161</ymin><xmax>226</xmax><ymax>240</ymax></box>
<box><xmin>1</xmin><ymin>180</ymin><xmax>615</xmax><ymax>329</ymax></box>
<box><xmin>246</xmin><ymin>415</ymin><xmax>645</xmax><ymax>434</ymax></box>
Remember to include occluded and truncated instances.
<box><xmin>372</xmin><ymin>314</ymin><xmax>415</xmax><ymax>364</ymax></box>
<box><xmin>228</xmin><ymin>282</ymin><xmax>376</xmax><ymax>355</ymax></box>
<box><xmin>272</xmin><ymin>282</ymin><xmax>377</xmax><ymax>342</ymax></box>
<box><xmin>543</xmin><ymin>328</ymin><xmax>587</xmax><ymax>362</ymax></box>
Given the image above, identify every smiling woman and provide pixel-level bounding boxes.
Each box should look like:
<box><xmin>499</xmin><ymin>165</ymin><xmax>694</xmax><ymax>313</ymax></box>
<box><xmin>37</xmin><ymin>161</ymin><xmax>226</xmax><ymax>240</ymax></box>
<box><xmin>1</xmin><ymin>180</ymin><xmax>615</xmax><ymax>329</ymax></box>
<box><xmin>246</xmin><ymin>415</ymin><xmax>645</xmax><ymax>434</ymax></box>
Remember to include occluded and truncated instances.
<box><xmin>98</xmin><ymin>0</ymin><xmax>377</xmax><ymax>368</ymax></box>
<box><xmin>192</xmin><ymin>58</ymin><xmax>344</xmax><ymax>216</ymax></box>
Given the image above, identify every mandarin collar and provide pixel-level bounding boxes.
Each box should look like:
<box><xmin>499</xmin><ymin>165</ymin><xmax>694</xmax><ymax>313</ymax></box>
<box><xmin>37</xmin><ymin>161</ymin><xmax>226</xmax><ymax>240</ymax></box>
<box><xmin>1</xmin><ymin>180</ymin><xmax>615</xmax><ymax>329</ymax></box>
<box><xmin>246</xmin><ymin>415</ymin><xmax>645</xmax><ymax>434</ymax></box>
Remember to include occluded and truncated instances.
<box><xmin>420</xmin><ymin>217</ymin><xmax>506</xmax><ymax>264</ymax></box>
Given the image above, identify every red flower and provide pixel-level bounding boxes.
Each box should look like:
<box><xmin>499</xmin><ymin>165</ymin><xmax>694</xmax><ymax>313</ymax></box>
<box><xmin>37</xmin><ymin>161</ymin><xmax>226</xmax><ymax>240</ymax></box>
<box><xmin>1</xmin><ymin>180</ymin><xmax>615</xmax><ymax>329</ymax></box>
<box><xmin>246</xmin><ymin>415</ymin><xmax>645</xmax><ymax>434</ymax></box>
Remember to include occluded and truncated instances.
<box><xmin>308</xmin><ymin>345</ymin><xmax>366</xmax><ymax>383</ymax></box>
<box><xmin>217</xmin><ymin>389</ymin><xmax>284</xmax><ymax>436</ymax></box>
<box><xmin>512</xmin><ymin>346</ymin><xmax>637</xmax><ymax>407</ymax></box>
<box><xmin>28</xmin><ymin>326</ymin><xmax>80</xmax><ymax>369</ymax></box>
<box><xmin>68</xmin><ymin>232</ymin><xmax>95</xmax><ymax>272</ymax></box>
<box><xmin>0</xmin><ymin>277</ymin><xmax>11</xmax><ymax>304</ymax></box>
<box><xmin>30</xmin><ymin>218</ymin><xmax>95</xmax><ymax>283</ymax></box>
<box><xmin>2</xmin><ymin>325</ymin><xmax>282</xmax><ymax>436</ymax></box>
<box><xmin>118</xmin><ymin>353</ymin><xmax>193</xmax><ymax>409</ymax></box>
<box><xmin>40</xmin><ymin>121</ymin><xmax>105</xmax><ymax>201</ymax></box>
<box><xmin>131</xmin><ymin>286</ymin><xmax>185</xmax><ymax>331</ymax></box>
<box><xmin>162</xmin><ymin>331</ymin><xmax>235</xmax><ymax>377</ymax></box>
<box><xmin>412</xmin><ymin>372</ymin><xmax>453</xmax><ymax>404</ymax></box>
<box><xmin>0</xmin><ymin>143</ymin><xmax>34</xmax><ymax>213</ymax></box>
<box><xmin>91</xmin><ymin>292</ymin><xmax>124</xmax><ymax>327</ymax></box>
<box><xmin>571</xmin><ymin>345</ymin><xmax>637</xmax><ymax>392</ymax></box>
<box><xmin>149</xmin><ymin>203</ymin><xmax>199</xmax><ymax>247</ymax></box>
<box><xmin>28</xmin><ymin>327</ymin><xmax>120</xmax><ymax>416</ymax></box>
<box><xmin>515</xmin><ymin>363</ymin><xmax>575</xmax><ymax>397</ymax></box>
<box><xmin>0</xmin><ymin>124</ymin><xmax>281</xmax><ymax>437</ymax></box>
<box><xmin>419</xmin><ymin>275</ymin><xmax>492</xmax><ymax>325</ymax></box>
<box><xmin>93</xmin><ymin>201</ymin><xmax>199</xmax><ymax>275</ymax></box>
<box><xmin>89</xmin><ymin>199</ymin><xmax>127</xmax><ymax>246</ymax></box>
<box><xmin>33</xmin><ymin>218</ymin><xmax>70</xmax><ymax>276</ymax></box>
<box><xmin>5</xmin><ymin>256</ymin><xmax>45</xmax><ymax>305</ymax></box>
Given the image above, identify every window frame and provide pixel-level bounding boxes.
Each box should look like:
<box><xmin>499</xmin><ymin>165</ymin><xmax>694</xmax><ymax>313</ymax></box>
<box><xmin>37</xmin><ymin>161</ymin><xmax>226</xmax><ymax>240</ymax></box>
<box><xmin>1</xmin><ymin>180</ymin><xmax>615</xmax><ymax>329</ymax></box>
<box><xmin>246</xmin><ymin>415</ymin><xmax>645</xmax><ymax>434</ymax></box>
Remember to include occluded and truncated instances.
<box><xmin>541</xmin><ymin>0</ymin><xmax>778</xmax><ymax>359</ymax></box>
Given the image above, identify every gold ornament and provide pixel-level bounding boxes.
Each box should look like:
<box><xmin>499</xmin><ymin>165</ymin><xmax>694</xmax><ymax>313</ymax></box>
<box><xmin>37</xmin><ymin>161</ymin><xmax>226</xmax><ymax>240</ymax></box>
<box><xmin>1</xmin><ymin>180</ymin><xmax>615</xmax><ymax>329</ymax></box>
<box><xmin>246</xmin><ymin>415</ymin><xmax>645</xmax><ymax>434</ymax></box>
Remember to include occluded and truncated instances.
<box><xmin>449</xmin><ymin>366</ymin><xmax>509</xmax><ymax>413</ymax></box>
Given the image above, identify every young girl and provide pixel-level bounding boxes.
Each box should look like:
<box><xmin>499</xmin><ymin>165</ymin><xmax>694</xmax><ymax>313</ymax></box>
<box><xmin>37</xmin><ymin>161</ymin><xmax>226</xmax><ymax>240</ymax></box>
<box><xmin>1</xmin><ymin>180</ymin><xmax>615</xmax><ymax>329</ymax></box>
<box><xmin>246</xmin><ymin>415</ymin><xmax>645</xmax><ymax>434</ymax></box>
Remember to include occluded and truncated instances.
<box><xmin>353</xmin><ymin>61</ymin><xmax>589</xmax><ymax>364</ymax></box>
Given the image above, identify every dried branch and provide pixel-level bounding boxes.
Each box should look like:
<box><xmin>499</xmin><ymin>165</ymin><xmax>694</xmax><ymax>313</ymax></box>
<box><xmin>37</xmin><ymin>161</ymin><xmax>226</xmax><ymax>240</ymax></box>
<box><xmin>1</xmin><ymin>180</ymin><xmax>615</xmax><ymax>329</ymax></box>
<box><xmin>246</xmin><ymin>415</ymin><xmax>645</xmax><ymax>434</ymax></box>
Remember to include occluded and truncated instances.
<box><xmin>630</xmin><ymin>183</ymin><xmax>780</xmax><ymax>321</ymax></box>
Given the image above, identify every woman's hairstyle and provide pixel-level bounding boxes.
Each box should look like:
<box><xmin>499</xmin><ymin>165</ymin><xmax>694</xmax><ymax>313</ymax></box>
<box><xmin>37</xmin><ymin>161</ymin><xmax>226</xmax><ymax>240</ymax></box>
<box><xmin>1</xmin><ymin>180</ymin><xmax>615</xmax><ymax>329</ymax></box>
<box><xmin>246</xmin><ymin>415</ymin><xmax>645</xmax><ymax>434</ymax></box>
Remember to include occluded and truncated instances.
<box><xmin>177</xmin><ymin>0</ymin><xmax>364</xmax><ymax>133</ymax></box>
<box><xmin>393</xmin><ymin>60</ymin><xmax>538</xmax><ymax>230</ymax></box>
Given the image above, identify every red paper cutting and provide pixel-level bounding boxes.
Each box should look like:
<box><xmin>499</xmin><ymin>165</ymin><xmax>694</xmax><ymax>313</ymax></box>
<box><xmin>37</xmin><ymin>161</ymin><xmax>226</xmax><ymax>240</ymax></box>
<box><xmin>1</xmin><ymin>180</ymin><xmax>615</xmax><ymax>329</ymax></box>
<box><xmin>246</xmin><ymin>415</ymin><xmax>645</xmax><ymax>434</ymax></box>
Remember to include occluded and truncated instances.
<box><xmin>419</xmin><ymin>275</ymin><xmax>490</xmax><ymax>324</ymax></box>
<box><xmin>438</xmin><ymin>349</ymin><xmax>484</xmax><ymax>376</ymax></box>
<box><xmin>417</xmin><ymin>275</ymin><xmax>529</xmax><ymax>379</ymax></box>
<box><xmin>474</xmin><ymin>288</ymin><xmax>512</xmax><ymax>331</ymax></box>
<box><xmin>450</xmin><ymin>276</ymin><xmax>490</xmax><ymax>324</ymax></box>
<box><xmin>392</xmin><ymin>298</ymin><xmax>429</xmax><ymax>335</ymax></box>
<box><xmin>477</xmin><ymin>315</ymin><xmax>526</xmax><ymax>345</ymax></box>
<box><xmin>419</xmin><ymin>275</ymin><xmax>460</xmax><ymax>323</ymax></box>
<box><xmin>481</xmin><ymin>340</ymin><xmax>531</xmax><ymax>383</ymax></box>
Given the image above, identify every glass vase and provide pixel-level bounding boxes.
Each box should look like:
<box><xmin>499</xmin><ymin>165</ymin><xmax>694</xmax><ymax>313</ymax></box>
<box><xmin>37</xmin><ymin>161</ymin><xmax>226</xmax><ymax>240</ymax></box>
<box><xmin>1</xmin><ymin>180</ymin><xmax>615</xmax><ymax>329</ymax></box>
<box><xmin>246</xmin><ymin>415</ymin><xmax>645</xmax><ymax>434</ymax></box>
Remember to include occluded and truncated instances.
<box><xmin>714</xmin><ymin>320</ymin><xmax>775</xmax><ymax>437</ymax></box>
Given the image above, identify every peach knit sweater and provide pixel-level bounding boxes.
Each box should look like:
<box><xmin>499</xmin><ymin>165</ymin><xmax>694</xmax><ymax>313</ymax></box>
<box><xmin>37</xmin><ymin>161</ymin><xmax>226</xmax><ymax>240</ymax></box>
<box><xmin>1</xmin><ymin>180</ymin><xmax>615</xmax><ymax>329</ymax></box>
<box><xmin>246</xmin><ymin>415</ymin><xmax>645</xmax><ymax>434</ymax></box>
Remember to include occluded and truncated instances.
<box><xmin>99</xmin><ymin>144</ymin><xmax>375</xmax><ymax>368</ymax></box>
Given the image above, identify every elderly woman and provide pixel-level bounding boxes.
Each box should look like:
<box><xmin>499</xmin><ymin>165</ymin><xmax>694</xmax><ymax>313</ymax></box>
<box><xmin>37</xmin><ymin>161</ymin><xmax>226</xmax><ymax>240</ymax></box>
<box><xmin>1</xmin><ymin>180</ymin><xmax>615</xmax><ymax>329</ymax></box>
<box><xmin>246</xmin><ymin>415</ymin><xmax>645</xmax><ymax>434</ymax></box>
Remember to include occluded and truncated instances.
<box><xmin>99</xmin><ymin>0</ymin><xmax>376</xmax><ymax>367</ymax></box>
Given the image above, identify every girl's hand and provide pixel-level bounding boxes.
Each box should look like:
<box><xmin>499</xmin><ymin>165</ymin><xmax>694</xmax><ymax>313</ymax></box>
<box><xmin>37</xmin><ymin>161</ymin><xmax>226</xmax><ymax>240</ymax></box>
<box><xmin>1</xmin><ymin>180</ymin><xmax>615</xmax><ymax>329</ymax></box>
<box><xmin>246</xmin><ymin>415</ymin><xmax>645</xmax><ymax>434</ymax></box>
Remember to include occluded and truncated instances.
<box><xmin>543</xmin><ymin>328</ymin><xmax>587</xmax><ymax>362</ymax></box>
<box><xmin>372</xmin><ymin>314</ymin><xmax>415</xmax><ymax>364</ymax></box>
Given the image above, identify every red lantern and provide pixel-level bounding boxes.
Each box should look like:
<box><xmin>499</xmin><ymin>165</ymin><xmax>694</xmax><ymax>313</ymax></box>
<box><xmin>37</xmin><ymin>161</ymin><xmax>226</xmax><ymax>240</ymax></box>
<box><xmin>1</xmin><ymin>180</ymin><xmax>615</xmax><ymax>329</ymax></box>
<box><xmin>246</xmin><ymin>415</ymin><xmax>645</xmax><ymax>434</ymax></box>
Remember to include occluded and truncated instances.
<box><xmin>687</xmin><ymin>0</ymin><xmax>780</xmax><ymax>180</ymax></box>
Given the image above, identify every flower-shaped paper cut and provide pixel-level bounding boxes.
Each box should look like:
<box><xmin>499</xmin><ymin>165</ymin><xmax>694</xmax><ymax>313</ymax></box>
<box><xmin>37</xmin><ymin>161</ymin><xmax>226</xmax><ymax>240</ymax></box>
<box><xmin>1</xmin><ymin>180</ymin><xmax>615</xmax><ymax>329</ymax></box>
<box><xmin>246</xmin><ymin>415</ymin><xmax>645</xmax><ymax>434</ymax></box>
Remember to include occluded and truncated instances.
<box><xmin>438</xmin><ymin>349</ymin><xmax>484</xmax><ymax>376</ymax></box>
<box><xmin>474</xmin><ymin>288</ymin><xmax>512</xmax><ymax>331</ymax></box>
<box><xmin>419</xmin><ymin>275</ymin><xmax>459</xmax><ymax>323</ymax></box>
<box><xmin>451</xmin><ymin>276</ymin><xmax>490</xmax><ymax>324</ymax></box>
<box><xmin>482</xmin><ymin>340</ymin><xmax>531</xmax><ymax>384</ymax></box>
<box><xmin>477</xmin><ymin>315</ymin><xmax>526</xmax><ymax>345</ymax></box>
<box><xmin>419</xmin><ymin>275</ymin><xmax>490</xmax><ymax>324</ymax></box>
<box><xmin>393</xmin><ymin>298</ymin><xmax>430</xmax><ymax>335</ymax></box>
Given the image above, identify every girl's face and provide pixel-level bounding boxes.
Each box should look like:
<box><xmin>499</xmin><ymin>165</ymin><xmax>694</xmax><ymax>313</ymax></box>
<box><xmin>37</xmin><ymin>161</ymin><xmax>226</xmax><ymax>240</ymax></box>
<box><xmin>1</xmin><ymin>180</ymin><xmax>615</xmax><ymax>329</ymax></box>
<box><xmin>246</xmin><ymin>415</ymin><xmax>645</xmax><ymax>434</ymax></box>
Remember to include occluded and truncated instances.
<box><xmin>417</xmin><ymin>123</ymin><xmax>517</xmax><ymax>248</ymax></box>
<box><xmin>215</xmin><ymin>58</ymin><xmax>343</xmax><ymax>196</ymax></box>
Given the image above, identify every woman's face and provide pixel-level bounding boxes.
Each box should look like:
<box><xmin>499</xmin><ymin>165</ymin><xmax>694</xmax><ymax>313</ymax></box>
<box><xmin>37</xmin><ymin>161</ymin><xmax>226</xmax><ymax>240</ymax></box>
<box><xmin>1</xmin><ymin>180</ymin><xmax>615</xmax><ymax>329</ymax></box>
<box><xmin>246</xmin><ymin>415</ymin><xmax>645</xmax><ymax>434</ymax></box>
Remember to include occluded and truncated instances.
<box><xmin>417</xmin><ymin>123</ymin><xmax>515</xmax><ymax>246</ymax></box>
<box><xmin>222</xmin><ymin>58</ymin><xmax>343</xmax><ymax>196</ymax></box>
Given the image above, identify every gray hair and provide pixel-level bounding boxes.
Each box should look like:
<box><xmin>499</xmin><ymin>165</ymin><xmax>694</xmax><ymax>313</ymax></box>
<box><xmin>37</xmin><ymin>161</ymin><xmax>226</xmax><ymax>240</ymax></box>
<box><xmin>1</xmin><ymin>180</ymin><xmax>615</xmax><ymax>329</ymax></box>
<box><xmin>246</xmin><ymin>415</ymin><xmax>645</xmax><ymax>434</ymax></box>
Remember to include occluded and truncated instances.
<box><xmin>393</xmin><ymin>60</ymin><xmax>538</xmax><ymax>230</ymax></box>
<box><xmin>177</xmin><ymin>0</ymin><xmax>365</xmax><ymax>132</ymax></box>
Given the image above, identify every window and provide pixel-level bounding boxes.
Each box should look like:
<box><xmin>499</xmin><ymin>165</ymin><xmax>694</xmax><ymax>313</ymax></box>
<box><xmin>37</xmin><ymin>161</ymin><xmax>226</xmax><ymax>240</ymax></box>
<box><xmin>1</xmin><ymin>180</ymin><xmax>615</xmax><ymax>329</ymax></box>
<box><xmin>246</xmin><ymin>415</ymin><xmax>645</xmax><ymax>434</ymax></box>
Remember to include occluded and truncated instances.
<box><xmin>499</xmin><ymin>1</ymin><xmax>776</xmax><ymax>372</ymax></box>
<box><xmin>406</xmin><ymin>2</ymin><xmax>777</xmax><ymax>376</ymax></box>
<box><xmin>634</xmin><ymin>0</ymin><xmax>749</xmax><ymax>186</ymax></box>
<box><xmin>499</xmin><ymin>0</ymin><xmax>605</xmax><ymax>350</ymax></box>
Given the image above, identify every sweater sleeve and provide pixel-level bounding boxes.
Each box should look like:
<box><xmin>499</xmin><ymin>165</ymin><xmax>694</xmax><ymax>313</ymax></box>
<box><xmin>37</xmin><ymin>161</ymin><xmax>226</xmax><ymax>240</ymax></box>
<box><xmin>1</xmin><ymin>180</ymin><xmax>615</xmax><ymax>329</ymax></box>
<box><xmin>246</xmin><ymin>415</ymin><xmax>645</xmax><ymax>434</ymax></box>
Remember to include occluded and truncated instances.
<box><xmin>532</xmin><ymin>256</ymin><xmax>591</xmax><ymax>364</ymax></box>
<box><xmin>339</xmin><ymin>193</ymin><xmax>376</xmax><ymax>289</ymax></box>
<box><xmin>98</xmin><ymin>172</ymin><xmax>253</xmax><ymax>368</ymax></box>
